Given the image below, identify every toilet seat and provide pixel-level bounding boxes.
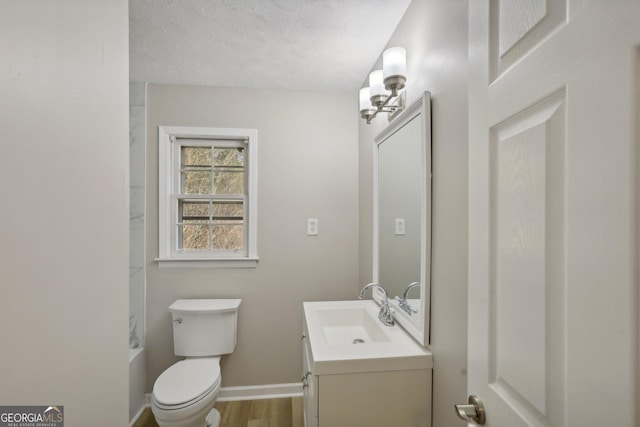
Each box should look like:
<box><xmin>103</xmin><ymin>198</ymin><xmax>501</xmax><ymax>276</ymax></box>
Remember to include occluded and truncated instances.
<box><xmin>152</xmin><ymin>385</ymin><xmax>216</xmax><ymax>411</ymax></box>
<box><xmin>152</xmin><ymin>358</ymin><xmax>221</xmax><ymax>409</ymax></box>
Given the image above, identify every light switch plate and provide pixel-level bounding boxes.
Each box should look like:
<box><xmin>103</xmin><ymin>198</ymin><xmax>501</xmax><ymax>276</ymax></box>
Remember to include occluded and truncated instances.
<box><xmin>395</xmin><ymin>218</ymin><xmax>405</xmax><ymax>235</ymax></box>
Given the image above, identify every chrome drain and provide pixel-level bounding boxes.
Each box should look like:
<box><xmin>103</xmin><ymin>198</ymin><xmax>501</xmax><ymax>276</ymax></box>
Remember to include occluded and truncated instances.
<box><xmin>352</xmin><ymin>338</ymin><xmax>365</xmax><ymax>344</ymax></box>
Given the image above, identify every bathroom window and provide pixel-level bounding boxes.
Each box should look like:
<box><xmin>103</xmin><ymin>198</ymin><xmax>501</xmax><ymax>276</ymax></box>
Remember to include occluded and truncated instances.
<box><xmin>157</xmin><ymin>126</ymin><xmax>258</xmax><ymax>267</ymax></box>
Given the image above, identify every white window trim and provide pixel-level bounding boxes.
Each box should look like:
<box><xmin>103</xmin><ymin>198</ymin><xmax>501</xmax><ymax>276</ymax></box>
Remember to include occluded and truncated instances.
<box><xmin>156</xmin><ymin>126</ymin><xmax>258</xmax><ymax>268</ymax></box>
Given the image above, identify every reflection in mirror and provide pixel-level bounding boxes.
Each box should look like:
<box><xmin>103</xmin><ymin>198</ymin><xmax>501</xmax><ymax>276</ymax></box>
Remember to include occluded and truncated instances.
<box><xmin>398</xmin><ymin>282</ymin><xmax>420</xmax><ymax>315</ymax></box>
<box><xmin>373</xmin><ymin>92</ymin><xmax>431</xmax><ymax>346</ymax></box>
<box><xmin>378</xmin><ymin>114</ymin><xmax>422</xmax><ymax>299</ymax></box>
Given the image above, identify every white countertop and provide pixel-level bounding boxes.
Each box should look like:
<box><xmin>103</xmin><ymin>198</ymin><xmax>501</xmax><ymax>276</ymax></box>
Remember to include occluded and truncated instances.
<box><xmin>303</xmin><ymin>300</ymin><xmax>433</xmax><ymax>375</ymax></box>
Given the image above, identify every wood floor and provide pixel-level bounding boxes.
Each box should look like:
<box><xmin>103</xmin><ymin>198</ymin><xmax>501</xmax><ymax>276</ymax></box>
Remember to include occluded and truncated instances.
<box><xmin>133</xmin><ymin>397</ymin><xmax>303</xmax><ymax>427</ymax></box>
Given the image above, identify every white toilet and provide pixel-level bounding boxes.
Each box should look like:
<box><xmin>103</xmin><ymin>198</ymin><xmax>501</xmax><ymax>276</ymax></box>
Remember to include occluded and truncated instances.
<box><xmin>151</xmin><ymin>299</ymin><xmax>241</xmax><ymax>427</ymax></box>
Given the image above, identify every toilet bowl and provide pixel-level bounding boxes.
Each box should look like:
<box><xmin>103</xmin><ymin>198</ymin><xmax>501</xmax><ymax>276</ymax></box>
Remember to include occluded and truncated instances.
<box><xmin>151</xmin><ymin>299</ymin><xmax>241</xmax><ymax>427</ymax></box>
<box><xmin>151</xmin><ymin>358</ymin><xmax>221</xmax><ymax>427</ymax></box>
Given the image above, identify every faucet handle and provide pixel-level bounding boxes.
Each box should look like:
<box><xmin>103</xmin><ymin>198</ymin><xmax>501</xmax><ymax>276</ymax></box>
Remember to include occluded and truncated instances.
<box><xmin>378</xmin><ymin>303</ymin><xmax>395</xmax><ymax>326</ymax></box>
<box><xmin>360</xmin><ymin>283</ymin><xmax>395</xmax><ymax>326</ymax></box>
<box><xmin>395</xmin><ymin>295</ymin><xmax>407</xmax><ymax>307</ymax></box>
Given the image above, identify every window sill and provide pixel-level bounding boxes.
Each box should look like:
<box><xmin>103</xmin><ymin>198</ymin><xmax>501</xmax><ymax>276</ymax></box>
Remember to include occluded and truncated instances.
<box><xmin>155</xmin><ymin>257</ymin><xmax>259</xmax><ymax>268</ymax></box>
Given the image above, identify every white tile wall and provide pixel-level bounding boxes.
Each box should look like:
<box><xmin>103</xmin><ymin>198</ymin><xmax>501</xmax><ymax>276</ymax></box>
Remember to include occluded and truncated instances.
<box><xmin>129</xmin><ymin>82</ymin><xmax>145</xmax><ymax>348</ymax></box>
<box><xmin>130</xmin><ymin>106</ymin><xmax>146</xmax><ymax>188</ymax></box>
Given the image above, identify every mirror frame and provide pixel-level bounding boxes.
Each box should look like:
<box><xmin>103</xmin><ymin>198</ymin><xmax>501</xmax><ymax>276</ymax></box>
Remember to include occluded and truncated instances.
<box><xmin>372</xmin><ymin>91</ymin><xmax>431</xmax><ymax>346</ymax></box>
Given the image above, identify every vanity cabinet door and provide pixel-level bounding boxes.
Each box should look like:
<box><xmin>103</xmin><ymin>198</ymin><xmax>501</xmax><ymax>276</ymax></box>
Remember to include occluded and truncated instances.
<box><xmin>302</xmin><ymin>333</ymin><xmax>318</xmax><ymax>427</ymax></box>
<box><xmin>317</xmin><ymin>370</ymin><xmax>431</xmax><ymax>427</ymax></box>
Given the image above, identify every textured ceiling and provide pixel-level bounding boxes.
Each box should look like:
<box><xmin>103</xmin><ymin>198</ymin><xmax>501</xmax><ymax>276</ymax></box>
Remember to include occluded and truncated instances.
<box><xmin>129</xmin><ymin>0</ymin><xmax>412</xmax><ymax>93</ymax></box>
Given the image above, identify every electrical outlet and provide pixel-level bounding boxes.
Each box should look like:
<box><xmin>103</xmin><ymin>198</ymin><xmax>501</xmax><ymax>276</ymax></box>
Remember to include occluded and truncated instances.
<box><xmin>307</xmin><ymin>218</ymin><xmax>318</xmax><ymax>236</ymax></box>
<box><xmin>395</xmin><ymin>218</ymin><xmax>405</xmax><ymax>235</ymax></box>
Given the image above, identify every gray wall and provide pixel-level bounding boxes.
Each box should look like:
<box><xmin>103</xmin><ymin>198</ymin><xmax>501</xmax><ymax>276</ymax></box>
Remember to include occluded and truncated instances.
<box><xmin>0</xmin><ymin>1</ymin><xmax>130</xmax><ymax>425</ymax></box>
<box><xmin>358</xmin><ymin>0</ymin><xmax>469</xmax><ymax>426</ymax></box>
<box><xmin>145</xmin><ymin>84</ymin><xmax>358</xmax><ymax>389</ymax></box>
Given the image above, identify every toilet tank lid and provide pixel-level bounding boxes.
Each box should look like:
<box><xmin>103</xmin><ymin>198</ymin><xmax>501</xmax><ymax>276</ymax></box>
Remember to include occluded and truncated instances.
<box><xmin>169</xmin><ymin>299</ymin><xmax>241</xmax><ymax>314</ymax></box>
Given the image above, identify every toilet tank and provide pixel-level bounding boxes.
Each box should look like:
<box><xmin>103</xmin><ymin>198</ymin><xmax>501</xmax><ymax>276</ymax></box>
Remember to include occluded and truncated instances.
<box><xmin>169</xmin><ymin>299</ymin><xmax>241</xmax><ymax>357</ymax></box>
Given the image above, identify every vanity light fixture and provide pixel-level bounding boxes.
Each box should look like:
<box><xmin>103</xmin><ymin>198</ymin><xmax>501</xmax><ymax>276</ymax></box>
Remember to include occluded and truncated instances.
<box><xmin>359</xmin><ymin>47</ymin><xmax>407</xmax><ymax>124</ymax></box>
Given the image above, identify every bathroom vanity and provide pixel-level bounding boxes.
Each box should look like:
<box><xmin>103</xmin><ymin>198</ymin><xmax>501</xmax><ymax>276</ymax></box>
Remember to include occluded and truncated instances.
<box><xmin>300</xmin><ymin>92</ymin><xmax>435</xmax><ymax>427</ymax></box>
<box><xmin>302</xmin><ymin>300</ymin><xmax>432</xmax><ymax>427</ymax></box>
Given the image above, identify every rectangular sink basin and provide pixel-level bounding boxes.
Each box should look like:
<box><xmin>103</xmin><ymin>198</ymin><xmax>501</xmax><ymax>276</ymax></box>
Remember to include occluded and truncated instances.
<box><xmin>315</xmin><ymin>307</ymin><xmax>390</xmax><ymax>345</ymax></box>
<box><xmin>303</xmin><ymin>300</ymin><xmax>432</xmax><ymax>375</ymax></box>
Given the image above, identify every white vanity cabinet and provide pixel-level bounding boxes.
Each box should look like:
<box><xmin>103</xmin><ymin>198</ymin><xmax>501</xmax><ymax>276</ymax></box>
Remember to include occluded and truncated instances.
<box><xmin>302</xmin><ymin>301</ymin><xmax>433</xmax><ymax>427</ymax></box>
<box><xmin>302</xmin><ymin>326</ymin><xmax>318</xmax><ymax>427</ymax></box>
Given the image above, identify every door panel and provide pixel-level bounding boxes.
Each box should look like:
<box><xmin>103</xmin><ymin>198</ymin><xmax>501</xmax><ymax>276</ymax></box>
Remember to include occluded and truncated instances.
<box><xmin>489</xmin><ymin>91</ymin><xmax>566</xmax><ymax>425</ymax></box>
<box><xmin>468</xmin><ymin>1</ymin><xmax>639</xmax><ymax>426</ymax></box>
<box><xmin>490</xmin><ymin>0</ymin><xmax>566</xmax><ymax>81</ymax></box>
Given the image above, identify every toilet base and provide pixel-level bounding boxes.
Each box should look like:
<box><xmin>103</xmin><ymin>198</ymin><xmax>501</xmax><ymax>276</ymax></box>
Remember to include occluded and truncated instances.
<box><xmin>205</xmin><ymin>408</ymin><xmax>220</xmax><ymax>427</ymax></box>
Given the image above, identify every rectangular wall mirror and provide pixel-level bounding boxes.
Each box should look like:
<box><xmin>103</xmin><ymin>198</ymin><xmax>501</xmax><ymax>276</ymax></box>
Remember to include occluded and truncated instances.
<box><xmin>373</xmin><ymin>91</ymin><xmax>431</xmax><ymax>346</ymax></box>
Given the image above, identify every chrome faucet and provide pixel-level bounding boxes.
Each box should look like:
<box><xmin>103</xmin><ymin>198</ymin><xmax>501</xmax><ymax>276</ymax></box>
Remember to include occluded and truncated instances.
<box><xmin>397</xmin><ymin>282</ymin><xmax>420</xmax><ymax>315</ymax></box>
<box><xmin>358</xmin><ymin>283</ymin><xmax>395</xmax><ymax>326</ymax></box>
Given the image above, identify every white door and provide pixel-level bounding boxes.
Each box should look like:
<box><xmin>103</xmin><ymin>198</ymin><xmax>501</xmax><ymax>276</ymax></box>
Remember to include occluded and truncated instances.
<box><xmin>467</xmin><ymin>1</ymin><xmax>639</xmax><ymax>426</ymax></box>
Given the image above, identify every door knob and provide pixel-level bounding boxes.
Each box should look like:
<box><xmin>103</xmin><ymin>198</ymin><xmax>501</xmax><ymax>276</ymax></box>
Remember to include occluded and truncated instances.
<box><xmin>454</xmin><ymin>395</ymin><xmax>485</xmax><ymax>425</ymax></box>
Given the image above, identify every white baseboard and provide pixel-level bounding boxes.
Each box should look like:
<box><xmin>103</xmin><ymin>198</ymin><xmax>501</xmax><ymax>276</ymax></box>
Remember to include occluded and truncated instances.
<box><xmin>129</xmin><ymin>405</ymin><xmax>146</xmax><ymax>427</ymax></box>
<box><xmin>218</xmin><ymin>383</ymin><xmax>303</xmax><ymax>401</ymax></box>
<box><xmin>142</xmin><ymin>383</ymin><xmax>303</xmax><ymax>407</ymax></box>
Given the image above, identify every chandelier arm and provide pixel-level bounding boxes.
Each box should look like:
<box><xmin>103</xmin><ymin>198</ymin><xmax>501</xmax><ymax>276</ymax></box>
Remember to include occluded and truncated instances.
<box><xmin>366</xmin><ymin>86</ymin><xmax>400</xmax><ymax>124</ymax></box>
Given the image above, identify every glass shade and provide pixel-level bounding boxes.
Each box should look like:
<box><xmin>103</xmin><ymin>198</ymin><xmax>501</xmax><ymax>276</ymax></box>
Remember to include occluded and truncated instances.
<box><xmin>359</xmin><ymin>87</ymin><xmax>373</xmax><ymax>112</ymax></box>
<box><xmin>369</xmin><ymin>70</ymin><xmax>387</xmax><ymax>99</ymax></box>
<box><xmin>383</xmin><ymin>47</ymin><xmax>406</xmax><ymax>79</ymax></box>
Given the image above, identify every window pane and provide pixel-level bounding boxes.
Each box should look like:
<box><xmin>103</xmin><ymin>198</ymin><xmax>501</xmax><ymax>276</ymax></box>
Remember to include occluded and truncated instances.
<box><xmin>182</xmin><ymin>146</ymin><xmax>212</xmax><ymax>168</ymax></box>
<box><xmin>180</xmin><ymin>222</ymin><xmax>210</xmax><ymax>250</ymax></box>
<box><xmin>181</xmin><ymin>146</ymin><xmax>213</xmax><ymax>195</ymax></box>
<box><xmin>210</xmin><ymin>202</ymin><xmax>243</xmax><ymax>250</ymax></box>
<box><xmin>181</xmin><ymin>200</ymin><xmax>210</xmax><ymax>220</ymax></box>
<box><xmin>213</xmin><ymin>201</ymin><xmax>243</xmax><ymax>219</ymax></box>
<box><xmin>212</xmin><ymin>224</ymin><xmax>244</xmax><ymax>250</ymax></box>
<box><xmin>213</xmin><ymin>170</ymin><xmax>244</xmax><ymax>194</ymax></box>
<box><xmin>213</xmin><ymin>147</ymin><xmax>244</xmax><ymax>194</ymax></box>
<box><xmin>214</xmin><ymin>147</ymin><xmax>244</xmax><ymax>167</ymax></box>
<box><xmin>182</xmin><ymin>171</ymin><xmax>212</xmax><ymax>194</ymax></box>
